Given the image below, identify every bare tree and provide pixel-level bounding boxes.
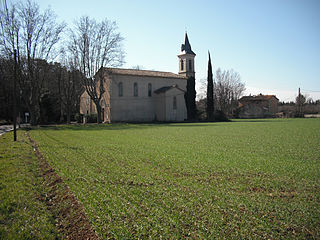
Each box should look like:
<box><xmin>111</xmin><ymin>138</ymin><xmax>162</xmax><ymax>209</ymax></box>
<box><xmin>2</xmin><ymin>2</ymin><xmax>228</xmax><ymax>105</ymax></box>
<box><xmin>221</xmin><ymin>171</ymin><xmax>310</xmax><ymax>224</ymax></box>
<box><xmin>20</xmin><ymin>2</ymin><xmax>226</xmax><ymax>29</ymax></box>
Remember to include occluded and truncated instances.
<box><xmin>69</xmin><ymin>16</ymin><xmax>124</xmax><ymax>123</ymax></box>
<box><xmin>214</xmin><ymin>68</ymin><xmax>245</xmax><ymax>116</ymax></box>
<box><xmin>197</xmin><ymin>68</ymin><xmax>245</xmax><ymax>117</ymax></box>
<box><xmin>131</xmin><ymin>65</ymin><xmax>144</xmax><ymax>70</ymax></box>
<box><xmin>296</xmin><ymin>92</ymin><xmax>306</xmax><ymax>116</ymax></box>
<box><xmin>0</xmin><ymin>57</ymin><xmax>13</xmax><ymax>122</ymax></box>
<box><xmin>197</xmin><ymin>78</ymin><xmax>207</xmax><ymax>100</ymax></box>
<box><xmin>57</xmin><ymin>54</ymin><xmax>84</xmax><ymax>124</ymax></box>
<box><xmin>0</xmin><ymin>0</ymin><xmax>65</xmax><ymax>125</ymax></box>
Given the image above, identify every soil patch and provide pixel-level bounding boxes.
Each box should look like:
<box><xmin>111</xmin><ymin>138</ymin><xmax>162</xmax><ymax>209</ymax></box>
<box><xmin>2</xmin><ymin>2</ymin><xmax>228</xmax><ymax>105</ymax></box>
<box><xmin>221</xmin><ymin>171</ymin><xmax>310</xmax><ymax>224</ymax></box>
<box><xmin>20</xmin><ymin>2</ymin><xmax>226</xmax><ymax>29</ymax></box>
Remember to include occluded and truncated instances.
<box><xmin>26</xmin><ymin>131</ymin><xmax>100</xmax><ymax>240</ymax></box>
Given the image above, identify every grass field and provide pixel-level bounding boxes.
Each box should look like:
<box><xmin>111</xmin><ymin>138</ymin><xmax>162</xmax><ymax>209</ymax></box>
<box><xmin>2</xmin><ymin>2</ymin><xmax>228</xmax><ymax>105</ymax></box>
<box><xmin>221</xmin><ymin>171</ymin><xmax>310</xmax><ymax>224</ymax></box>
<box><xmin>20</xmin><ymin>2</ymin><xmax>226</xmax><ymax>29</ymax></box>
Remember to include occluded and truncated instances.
<box><xmin>0</xmin><ymin>131</ymin><xmax>59</xmax><ymax>239</ymax></box>
<box><xmin>2</xmin><ymin>118</ymin><xmax>320</xmax><ymax>239</ymax></box>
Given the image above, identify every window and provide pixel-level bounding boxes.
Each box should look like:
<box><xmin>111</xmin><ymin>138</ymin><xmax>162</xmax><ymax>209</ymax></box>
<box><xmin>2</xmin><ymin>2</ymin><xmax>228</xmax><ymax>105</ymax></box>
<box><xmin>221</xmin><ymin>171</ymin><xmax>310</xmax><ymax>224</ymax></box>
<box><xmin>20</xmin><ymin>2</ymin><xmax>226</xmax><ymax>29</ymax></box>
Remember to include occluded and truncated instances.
<box><xmin>134</xmin><ymin>82</ymin><xmax>138</xmax><ymax>96</ymax></box>
<box><xmin>118</xmin><ymin>82</ymin><xmax>123</xmax><ymax>97</ymax></box>
<box><xmin>101</xmin><ymin>99</ymin><xmax>105</xmax><ymax>107</ymax></box>
<box><xmin>189</xmin><ymin>59</ymin><xmax>192</xmax><ymax>71</ymax></box>
<box><xmin>173</xmin><ymin>96</ymin><xmax>177</xmax><ymax>110</ymax></box>
<box><xmin>180</xmin><ymin>59</ymin><xmax>184</xmax><ymax>71</ymax></box>
<box><xmin>148</xmin><ymin>83</ymin><xmax>152</xmax><ymax>97</ymax></box>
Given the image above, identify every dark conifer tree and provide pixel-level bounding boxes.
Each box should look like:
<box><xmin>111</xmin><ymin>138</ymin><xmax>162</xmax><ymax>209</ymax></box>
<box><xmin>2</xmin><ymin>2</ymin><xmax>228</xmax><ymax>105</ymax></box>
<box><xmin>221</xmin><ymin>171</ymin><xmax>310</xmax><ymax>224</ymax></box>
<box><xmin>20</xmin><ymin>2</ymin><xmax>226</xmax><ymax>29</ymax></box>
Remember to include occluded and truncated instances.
<box><xmin>206</xmin><ymin>51</ymin><xmax>214</xmax><ymax>120</ymax></box>
<box><xmin>185</xmin><ymin>76</ymin><xmax>197</xmax><ymax>120</ymax></box>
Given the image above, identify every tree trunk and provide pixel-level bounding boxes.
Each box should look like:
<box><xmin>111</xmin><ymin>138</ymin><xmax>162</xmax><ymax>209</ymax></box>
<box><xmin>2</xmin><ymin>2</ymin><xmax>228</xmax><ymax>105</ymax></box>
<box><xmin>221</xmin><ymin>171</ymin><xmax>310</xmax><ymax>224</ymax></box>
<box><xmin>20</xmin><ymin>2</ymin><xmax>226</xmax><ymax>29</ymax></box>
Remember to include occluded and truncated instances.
<box><xmin>66</xmin><ymin>104</ymin><xmax>71</xmax><ymax>124</ymax></box>
<box><xmin>60</xmin><ymin>101</ymin><xmax>64</xmax><ymax>122</ymax></box>
<box><xmin>96</xmin><ymin>102</ymin><xmax>102</xmax><ymax>123</ymax></box>
<box><xmin>30</xmin><ymin>103</ymin><xmax>40</xmax><ymax>126</ymax></box>
<box><xmin>30</xmin><ymin>88</ymin><xmax>40</xmax><ymax>126</ymax></box>
<box><xmin>67</xmin><ymin>112</ymin><xmax>71</xmax><ymax>124</ymax></box>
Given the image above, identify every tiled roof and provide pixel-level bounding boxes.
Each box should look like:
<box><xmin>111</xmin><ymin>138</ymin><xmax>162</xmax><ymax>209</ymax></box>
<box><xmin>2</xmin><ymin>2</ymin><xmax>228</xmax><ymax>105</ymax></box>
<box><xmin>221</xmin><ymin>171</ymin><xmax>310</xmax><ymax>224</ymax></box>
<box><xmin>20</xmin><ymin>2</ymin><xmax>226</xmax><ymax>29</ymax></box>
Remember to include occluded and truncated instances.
<box><xmin>239</xmin><ymin>94</ymin><xmax>278</xmax><ymax>101</ymax></box>
<box><xmin>104</xmin><ymin>68</ymin><xmax>186</xmax><ymax>79</ymax></box>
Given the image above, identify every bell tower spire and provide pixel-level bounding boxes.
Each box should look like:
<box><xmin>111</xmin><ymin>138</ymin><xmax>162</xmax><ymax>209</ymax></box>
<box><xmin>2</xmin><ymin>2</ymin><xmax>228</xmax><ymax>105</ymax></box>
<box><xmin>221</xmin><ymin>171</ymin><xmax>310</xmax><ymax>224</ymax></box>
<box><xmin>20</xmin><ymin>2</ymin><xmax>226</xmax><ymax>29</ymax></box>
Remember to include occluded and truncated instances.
<box><xmin>178</xmin><ymin>32</ymin><xmax>196</xmax><ymax>78</ymax></box>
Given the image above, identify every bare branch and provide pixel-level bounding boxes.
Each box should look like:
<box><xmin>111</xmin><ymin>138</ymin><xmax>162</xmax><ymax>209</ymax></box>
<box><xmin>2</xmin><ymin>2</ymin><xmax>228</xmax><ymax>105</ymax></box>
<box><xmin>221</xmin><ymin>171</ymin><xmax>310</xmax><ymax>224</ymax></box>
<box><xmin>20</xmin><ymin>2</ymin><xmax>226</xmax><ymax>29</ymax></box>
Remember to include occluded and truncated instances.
<box><xmin>68</xmin><ymin>16</ymin><xmax>124</xmax><ymax>123</ymax></box>
<box><xmin>0</xmin><ymin>0</ymin><xmax>65</xmax><ymax>125</ymax></box>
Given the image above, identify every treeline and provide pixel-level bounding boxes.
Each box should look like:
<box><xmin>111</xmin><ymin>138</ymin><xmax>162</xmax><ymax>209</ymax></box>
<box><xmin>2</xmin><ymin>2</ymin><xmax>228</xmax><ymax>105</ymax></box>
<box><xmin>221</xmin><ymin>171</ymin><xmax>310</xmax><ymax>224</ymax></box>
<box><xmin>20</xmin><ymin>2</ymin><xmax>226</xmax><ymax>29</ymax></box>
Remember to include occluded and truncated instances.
<box><xmin>0</xmin><ymin>58</ymin><xmax>83</xmax><ymax>124</ymax></box>
<box><xmin>0</xmin><ymin>0</ymin><xmax>124</xmax><ymax>125</ymax></box>
<box><xmin>0</xmin><ymin>0</ymin><xmax>74</xmax><ymax>125</ymax></box>
<box><xmin>279</xmin><ymin>94</ymin><xmax>320</xmax><ymax>117</ymax></box>
<box><xmin>196</xmin><ymin>67</ymin><xmax>246</xmax><ymax>120</ymax></box>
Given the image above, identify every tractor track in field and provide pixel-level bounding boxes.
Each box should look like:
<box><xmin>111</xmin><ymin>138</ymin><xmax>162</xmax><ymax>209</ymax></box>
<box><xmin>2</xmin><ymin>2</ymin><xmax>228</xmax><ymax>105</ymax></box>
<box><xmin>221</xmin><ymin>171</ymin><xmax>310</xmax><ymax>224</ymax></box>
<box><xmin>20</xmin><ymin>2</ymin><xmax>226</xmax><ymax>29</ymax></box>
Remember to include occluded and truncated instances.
<box><xmin>26</xmin><ymin>131</ymin><xmax>100</xmax><ymax>240</ymax></box>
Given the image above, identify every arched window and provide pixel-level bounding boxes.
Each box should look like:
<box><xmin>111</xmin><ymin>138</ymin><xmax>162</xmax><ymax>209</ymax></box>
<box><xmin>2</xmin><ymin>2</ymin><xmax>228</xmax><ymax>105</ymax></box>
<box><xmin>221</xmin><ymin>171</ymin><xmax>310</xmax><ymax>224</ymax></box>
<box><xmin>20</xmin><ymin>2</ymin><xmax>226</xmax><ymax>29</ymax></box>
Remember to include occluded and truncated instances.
<box><xmin>189</xmin><ymin>59</ymin><xmax>192</xmax><ymax>71</ymax></box>
<box><xmin>180</xmin><ymin>59</ymin><xmax>184</xmax><ymax>71</ymax></box>
<box><xmin>173</xmin><ymin>96</ymin><xmax>177</xmax><ymax>110</ymax></box>
<box><xmin>134</xmin><ymin>82</ymin><xmax>138</xmax><ymax>96</ymax></box>
<box><xmin>148</xmin><ymin>83</ymin><xmax>152</xmax><ymax>97</ymax></box>
<box><xmin>118</xmin><ymin>82</ymin><xmax>123</xmax><ymax>97</ymax></box>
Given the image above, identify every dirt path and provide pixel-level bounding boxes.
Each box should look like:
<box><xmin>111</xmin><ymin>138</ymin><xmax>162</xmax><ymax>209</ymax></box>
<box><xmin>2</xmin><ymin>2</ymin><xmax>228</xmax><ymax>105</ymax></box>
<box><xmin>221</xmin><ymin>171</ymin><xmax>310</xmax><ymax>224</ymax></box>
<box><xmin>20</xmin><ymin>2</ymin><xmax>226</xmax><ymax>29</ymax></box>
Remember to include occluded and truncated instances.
<box><xmin>26</xmin><ymin>131</ymin><xmax>100</xmax><ymax>240</ymax></box>
<box><xmin>0</xmin><ymin>124</ymin><xmax>29</xmax><ymax>136</ymax></box>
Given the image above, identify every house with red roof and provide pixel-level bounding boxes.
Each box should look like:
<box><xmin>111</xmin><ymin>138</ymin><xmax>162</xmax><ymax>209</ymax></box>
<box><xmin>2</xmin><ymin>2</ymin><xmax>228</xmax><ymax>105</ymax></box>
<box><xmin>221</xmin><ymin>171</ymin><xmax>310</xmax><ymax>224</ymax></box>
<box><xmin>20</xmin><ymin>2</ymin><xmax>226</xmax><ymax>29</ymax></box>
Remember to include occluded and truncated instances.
<box><xmin>237</xmin><ymin>94</ymin><xmax>279</xmax><ymax>118</ymax></box>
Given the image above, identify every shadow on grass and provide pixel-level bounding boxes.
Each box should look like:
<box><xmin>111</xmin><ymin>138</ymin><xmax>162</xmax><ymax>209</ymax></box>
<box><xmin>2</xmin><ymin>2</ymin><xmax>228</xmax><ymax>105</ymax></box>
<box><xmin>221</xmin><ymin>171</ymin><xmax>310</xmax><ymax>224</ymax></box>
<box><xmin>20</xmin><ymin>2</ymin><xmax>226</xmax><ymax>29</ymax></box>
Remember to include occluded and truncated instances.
<box><xmin>26</xmin><ymin>119</ymin><xmax>291</xmax><ymax>132</ymax></box>
<box><xmin>232</xmin><ymin>119</ymin><xmax>291</xmax><ymax>123</ymax></box>
<box><xmin>29</xmin><ymin>122</ymin><xmax>221</xmax><ymax>131</ymax></box>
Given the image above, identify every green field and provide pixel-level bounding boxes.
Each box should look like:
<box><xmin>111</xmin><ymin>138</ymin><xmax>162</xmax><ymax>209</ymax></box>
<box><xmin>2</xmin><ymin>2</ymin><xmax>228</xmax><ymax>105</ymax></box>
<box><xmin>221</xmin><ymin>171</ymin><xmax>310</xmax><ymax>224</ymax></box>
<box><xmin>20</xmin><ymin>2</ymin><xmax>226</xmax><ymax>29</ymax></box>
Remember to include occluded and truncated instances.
<box><xmin>2</xmin><ymin>119</ymin><xmax>320</xmax><ymax>239</ymax></box>
<box><xmin>0</xmin><ymin>131</ymin><xmax>59</xmax><ymax>239</ymax></box>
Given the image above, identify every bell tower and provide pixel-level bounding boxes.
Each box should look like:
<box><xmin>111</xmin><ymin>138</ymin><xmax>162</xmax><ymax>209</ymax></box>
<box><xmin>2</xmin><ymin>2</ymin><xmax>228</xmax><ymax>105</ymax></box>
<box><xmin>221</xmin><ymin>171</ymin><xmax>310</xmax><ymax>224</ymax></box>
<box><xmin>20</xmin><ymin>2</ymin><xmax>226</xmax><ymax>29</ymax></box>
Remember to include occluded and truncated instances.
<box><xmin>178</xmin><ymin>32</ymin><xmax>196</xmax><ymax>78</ymax></box>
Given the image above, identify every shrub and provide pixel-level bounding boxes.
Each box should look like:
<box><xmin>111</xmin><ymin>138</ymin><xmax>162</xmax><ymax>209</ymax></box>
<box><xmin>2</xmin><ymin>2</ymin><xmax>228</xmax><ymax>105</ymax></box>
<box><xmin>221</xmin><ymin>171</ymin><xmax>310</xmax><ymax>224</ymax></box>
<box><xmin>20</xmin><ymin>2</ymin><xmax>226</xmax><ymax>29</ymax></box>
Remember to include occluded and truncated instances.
<box><xmin>214</xmin><ymin>110</ymin><xmax>229</xmax><ymax>122</ymax></box>
<box><xmin>75</xmin><ymin>113</ymin><xmax>83</xmax><ymax>123</ymax></box>
<box><xmin>85</xmin><ymin>113</ymin><xmax>97</xmax><ymax>123</ymax></box>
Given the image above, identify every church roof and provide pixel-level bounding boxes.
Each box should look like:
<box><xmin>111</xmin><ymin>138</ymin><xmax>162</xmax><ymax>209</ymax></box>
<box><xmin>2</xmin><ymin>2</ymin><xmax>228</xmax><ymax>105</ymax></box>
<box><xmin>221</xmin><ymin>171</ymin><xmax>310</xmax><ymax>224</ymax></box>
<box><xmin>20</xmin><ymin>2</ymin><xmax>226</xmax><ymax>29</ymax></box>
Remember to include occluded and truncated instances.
<box><xmin>104</xmin><ymin>68</ymin><xmax>186</xmax><ymax>79</ymax></box>
<box><xmin>154</xmin><ymin>84</ymin><xmax>185</xmax><ymax>94</ymax></box>
<box><xmin>180</xmin><ymin>32</ymin><xmax>196</xmax><ymax>55</ymax></box>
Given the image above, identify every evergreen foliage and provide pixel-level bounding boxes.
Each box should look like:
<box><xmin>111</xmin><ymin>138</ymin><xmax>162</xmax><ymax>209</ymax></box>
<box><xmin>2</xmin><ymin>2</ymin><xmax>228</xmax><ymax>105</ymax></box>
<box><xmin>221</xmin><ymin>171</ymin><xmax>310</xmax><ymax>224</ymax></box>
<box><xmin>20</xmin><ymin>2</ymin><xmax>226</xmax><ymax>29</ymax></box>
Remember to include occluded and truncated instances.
<box><xmin>206</xmin><ymin>51</ymin><xmax>214</xmax><ymax>120</ymax></box>
<box><xmin>184</xmin><ymin>76</ymin><xmax>197</xmax><ymax>120</ymax></box>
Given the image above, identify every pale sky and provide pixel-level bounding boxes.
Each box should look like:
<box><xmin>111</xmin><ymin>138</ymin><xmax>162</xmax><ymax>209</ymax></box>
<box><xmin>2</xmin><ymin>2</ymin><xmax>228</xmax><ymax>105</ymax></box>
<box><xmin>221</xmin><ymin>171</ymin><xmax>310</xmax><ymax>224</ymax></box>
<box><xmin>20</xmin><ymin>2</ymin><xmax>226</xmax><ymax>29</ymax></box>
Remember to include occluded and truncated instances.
<box><xmin>13</xmin><ymin>0</ymin><xmax>320</xmax><ymax>101</ymax></box>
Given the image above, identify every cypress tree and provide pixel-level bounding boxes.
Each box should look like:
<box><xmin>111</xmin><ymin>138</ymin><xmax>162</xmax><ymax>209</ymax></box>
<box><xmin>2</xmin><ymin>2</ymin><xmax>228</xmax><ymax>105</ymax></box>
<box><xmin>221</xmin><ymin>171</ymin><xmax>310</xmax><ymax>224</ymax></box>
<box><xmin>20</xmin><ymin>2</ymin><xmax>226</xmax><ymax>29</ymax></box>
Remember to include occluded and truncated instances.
<box><xmin>206</xmin><ymin>51</ymin><xmax>214</xmax><ymax>120</ymax></box>
<box><xmin>184</xmin><ymin>76</ymin><xmax>197</xmax><ymax>120</ymax></box>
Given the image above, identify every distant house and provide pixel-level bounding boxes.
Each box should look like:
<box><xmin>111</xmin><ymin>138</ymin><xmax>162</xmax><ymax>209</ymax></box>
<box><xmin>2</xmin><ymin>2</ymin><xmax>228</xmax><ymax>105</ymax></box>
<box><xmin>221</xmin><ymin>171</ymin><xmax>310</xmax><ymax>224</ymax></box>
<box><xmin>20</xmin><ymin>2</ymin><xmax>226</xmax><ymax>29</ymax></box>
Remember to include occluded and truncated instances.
<box><xmin>237</xmin><ymin>94</ymin><xmax>279</xmax><ymax>118</ymax></box>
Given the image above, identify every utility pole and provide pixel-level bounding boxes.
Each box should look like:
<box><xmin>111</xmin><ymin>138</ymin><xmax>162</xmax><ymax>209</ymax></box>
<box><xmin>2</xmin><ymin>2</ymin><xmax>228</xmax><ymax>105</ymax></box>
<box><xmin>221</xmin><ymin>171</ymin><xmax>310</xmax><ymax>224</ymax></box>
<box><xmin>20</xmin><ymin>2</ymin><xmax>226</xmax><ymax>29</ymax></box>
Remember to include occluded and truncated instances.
<box><xmin>13</xmin><ymin>49</ymin><xmax>17</xmax><ymax>141</ymax></box>
<box><xmin>298</xmin><ymin>87</ymin><xmax>301</xmax><ymax>116</ymax></box>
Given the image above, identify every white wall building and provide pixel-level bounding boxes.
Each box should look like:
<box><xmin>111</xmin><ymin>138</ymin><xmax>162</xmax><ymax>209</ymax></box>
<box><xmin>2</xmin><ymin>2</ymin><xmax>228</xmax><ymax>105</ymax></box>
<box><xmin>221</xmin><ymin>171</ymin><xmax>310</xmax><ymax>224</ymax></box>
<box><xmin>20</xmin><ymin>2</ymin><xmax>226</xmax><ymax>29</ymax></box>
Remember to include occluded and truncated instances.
<box><xmin>80</xmin><ymin>33</ymin><xmax>196</xmax><ymax>123</ymax></box>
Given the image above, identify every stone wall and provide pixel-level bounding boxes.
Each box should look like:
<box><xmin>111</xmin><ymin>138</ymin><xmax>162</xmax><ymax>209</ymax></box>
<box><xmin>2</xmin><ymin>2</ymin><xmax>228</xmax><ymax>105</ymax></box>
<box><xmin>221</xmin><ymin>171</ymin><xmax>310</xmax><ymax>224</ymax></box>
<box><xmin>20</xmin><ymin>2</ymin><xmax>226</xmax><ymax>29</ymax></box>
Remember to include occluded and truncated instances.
<box><xmin>109</xmin><ymin>74</ymin><xmax>187</xmax><ymax>122</ymax></box>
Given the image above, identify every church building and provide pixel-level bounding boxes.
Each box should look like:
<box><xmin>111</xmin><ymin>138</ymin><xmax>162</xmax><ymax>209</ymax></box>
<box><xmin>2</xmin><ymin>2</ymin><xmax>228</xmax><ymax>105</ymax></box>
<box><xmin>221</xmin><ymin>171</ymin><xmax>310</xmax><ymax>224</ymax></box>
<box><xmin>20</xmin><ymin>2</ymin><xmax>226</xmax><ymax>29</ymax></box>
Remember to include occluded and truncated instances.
<box><xmin>80</xmin><ymin>33</ymin><xmax>196</xmax><ymax>123</ymax></box>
